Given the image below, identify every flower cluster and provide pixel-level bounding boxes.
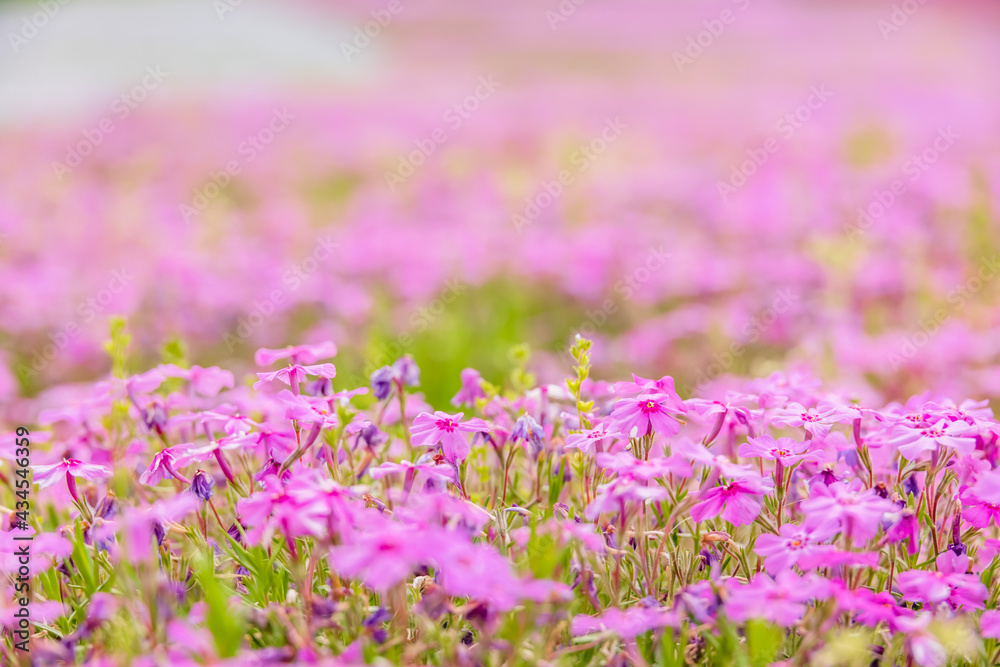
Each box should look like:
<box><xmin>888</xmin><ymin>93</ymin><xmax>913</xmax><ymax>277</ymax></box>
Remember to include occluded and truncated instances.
<box><xmin>3</xmin><ymin>337</ymin><xmax>1000</xmax><ymax>666</ymax></box>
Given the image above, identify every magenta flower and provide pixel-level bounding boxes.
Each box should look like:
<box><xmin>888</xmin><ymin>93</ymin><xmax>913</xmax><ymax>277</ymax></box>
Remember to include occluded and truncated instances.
<box><xmin>981</xmin><ymin>610</ymin><xmax>1000</xmax><ymax>639</ymax></box>
<box><xmin>738</xmin><ymin>435</ymin><xmax>811</xmax><ymax>466</ymax></box>
<box><xmin>585</xmin><ymin>477</ymin><xmax>670</xmax><ymax>520</ymax></box>
<box><xmin>879</xmin><ymin>509</ymin><xmax>921</xmax><ymax>555</ymax></box>
<box><xmin>255</xmin><ymin>341</ymin><xmax>337</xmax><ymax>366</ymax></box>
<box><xmin>609</xmin><ymin>392</ymin><xmax>684</xmax><ymax>438</ymax></box>
<box><xmin>690</xmin><ymin>477</ymin><xmax>768</xmax><ymax>526</ymax></box>
<box><xmin>410</xmin><ymin>411</ymin><xmax>488</xmax><ymax>464</ymax></box>
<box><xmin>770</xmin><ymin>401</ymin><xmax>851</xmax><ymax>438</ymax></box>
<box><xmin>237</xmin><ymin>475</ymin><xmax>327</xmax><ymax>547</ymax></box>
<box><xmin>253</xmin><ymin>363</ymin><xmax>337</xmax><ymax>390</ymax></box>
<box><xmin>893</xmin><ymin>614</ymin><xmax>946</xmax><ymax>667</ymax></box>
<box><xmin>596</xmin><ymin>451</ymin><xmax>691</xmax><ymax>480</ymax></box>
<box><xmin>370</xmin><ymin>460</ymin><xmax>456</xmax><ymax>497</ymax></box>
<box><xmin>451</xmin><ymin>368</ymin><xmax>486</xmax><ymax>407</ymax></box>
<box><xmin>565</xmin><ymin>423</ymin><xmax>622</xmax><ymax>454</ymax></box>
<box><xmin>961</xmin><ymin>485</ymin><xmax>1000</xmax><ymax>528</ymax></box>
<box><xmin>897</xmin><ymin>551</ymin><xmax>987</xmax><ymax>610</ymax></box>
<box><xmin>159</xmin><ymin>364</ymin><xmax>235</xmax><ymax>397</ymax></box>
<box><xmin>889</xmin><ymin>418</ymin><xmax>976</xmax><ymax>460</ymax></box>
<box><xmin>570</xmin><ymin>606</ymin><xmax>677</xmax><ymax>639</ymax></box>
<box><xmin>138</xmin><ymin>446</ymin><xmax>194</xmax><ymax>486</ymax></box>
<box><xmin>613</xmin><ymin>374</ymin><xmax>686</xmax><ymax>410</ymax></box>
<box><xmin>753</xmin><ymin>522</ymin><xmax>837</xmax><ymax>575</ymax></box>
<box><xmin>725</xmin><ymin>572</ymin><xmax>829</xmax><ymax>627</ymax></box>
<box><xmin>801</xmin><ymin>482</ymin><xmax>892</xmax><ymax>545</ymax></box>
<box><xmin>842</xmin><ymin>587</ymin><xmax>912</xmax><ymax>628</ymax></box>
<box><xmin>32</xmin><ymin>458</ymin><xmax>112</xmax><ymax>489</ymax></box>
<box><xmin>330</xmin><ymin>523</ymin><xmax>432</xmax><ymax>592</ymax></box>
<box><xmin>275</xmin><ymin>390</ymin><xmax>339</xmax><ymax>428</ymax></box>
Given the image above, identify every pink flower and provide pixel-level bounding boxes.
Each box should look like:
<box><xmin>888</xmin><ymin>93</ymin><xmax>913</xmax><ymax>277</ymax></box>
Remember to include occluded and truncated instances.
<box><xmin>158</xmin><ymin>364</ymin><xmax>235</xmax><ymax>397</ymax></box>
<box><xmin>725</xmin><ymin>572</ymin><xmax>829</xmax><ymax>627</ymax></box>
<box><xmin>754</xmin><ymin>522</ymin><xmax>837</xmax><ymax>574</ymax></box>
<box><xmin>889</xmin><ymin>418</ymin><xmax>976</xmax><ymax>460</ymax></box>
<box><xmin>255</xmin><ymin>341</ymin><xmax>337</xmax><ymax>366</ymax></box>
<box><xmin>565</xmin><ymin>423</ymin><xmax>622</xmax><ymax>454</ymax></box>
<box><xmin>613</xmin><ymin>374</ymin><xmax>686</xmax><ymax>411</ymax></box>
<box><xmin>981</xmin><ymin>610</ymin><xmax>1000</xmax><ymax>639</ymax></box>
<box><xmin>330</xmin><ymin>522</ymin><xmax>432</xmax><ymax>592</ymax></box>
<box><xmin>962</xmin><ymin>486</ymin><xmax>1000</xmax><ymax>528</ymax></box>
<box><xmin>897</xmin><ymin>551</ymin><xmax>987</xmax><ymax>610</ymax></box>
<box><xmin>690</xmin><ymin>477</ymin><xmax>768</xmax><ymax>526</ymax></box>
<box><xmin>801</xmin><ymin>482</ymin><xmax>892</xmax><ymax>545</ymax></box>
<box><xmin>570</xmin><ymin>606</ymin><xmax>677</xmax><ymax>639</ymax></box>
<box><xmin>893</xmin><ymin>614</ymin><xmax>946</xmax><ymax>667</ymax></box>
<box><xmin>770</xmin><ymin>401</ymin><xmax>851</xmax><ymax>438</ymax></box>
<box><xmin>739</xmin><ymin>435</ymin><xmax>811</xmax><ymax>466</ymax></box>
<box><xmin>254</xmin><ymin>363</ymin><xmax>337</xmax><ymax>390</ymax></box>
<box><xmin>585</xmin><ymin>477</ymin><xmax>670</xmax><ymax>520</ymax></box>
<box><xmin>370</xmin><ymin>460</ymin><xmax>455</xmax><ymax>483</ymax></box>
<box><xmin>237</xmin><ymin>475</ymin><xmax>327</xmax><ymax>547</ymax></box>
<box><xmin>880</xmin><ymin>509</ymin><xmax>921</xmax><ymax>555</ymax></box>
<box><xmin>609</xmin><ymin>392</ymin><xmax>684</xmax><ymax>438</ymax></box>
<box><xmin>595</xmin><ymin>451</ymin><xmax>691</xmax><ymax>480</ymax></box>
<box><xmin>451</xmin><ymin>368</ymin><xmax>485</xmax><ymax>407</ymax></box>
<box><xmin>410</xmin><ymin>411</ymin><xmax>488</xmax><ymax>464</ymax></box>
<box><xmin>138</xmin><ymin>446</ymin><xmax>194</xmax><ymax>486</ymax></box>
<box><xmin>275</xmin><ymin>390</ymin><xmax>339</xmax><ymax>428</ymax></box>
<box><xmin>842</xmin><ymin>588</ymin><xmax>912</xmax><ymax>628</ymax></box>
<box><xmin>32</xmin><ymin>458</ymin><xmax>111</xmax><ymax>489</ymax></box>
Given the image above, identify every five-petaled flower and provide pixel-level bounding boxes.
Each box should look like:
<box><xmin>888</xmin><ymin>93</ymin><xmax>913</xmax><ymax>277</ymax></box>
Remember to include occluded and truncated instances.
<box><xmin>610</xmin><ymin>392</ymin><xmax>684</xmax><ymax>438</ymax></box>
<box><xmin>411</xmin><ymin>411</ymin><xmax>489</xmax><ymax>463</ymax></box>
<box><xmin>32</xmin><ymin>458</ymin><xmax>112</xmax><ymax>489</ymax></box>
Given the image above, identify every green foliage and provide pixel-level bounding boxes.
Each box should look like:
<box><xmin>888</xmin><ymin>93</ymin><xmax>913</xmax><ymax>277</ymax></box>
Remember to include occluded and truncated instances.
<box><xmin>192</xmin><ymin>552</ymin><xmax>247</xmax><ymax>658</ymax></box>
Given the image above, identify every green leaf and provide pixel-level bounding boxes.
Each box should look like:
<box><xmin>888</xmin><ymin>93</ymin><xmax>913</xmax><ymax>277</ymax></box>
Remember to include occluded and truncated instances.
<box><xmin>72</xmin><ymin>523</ymin><xmax>97</xmax><ymax>595</ymax></box>
<box><xmin>746</xmin><ymin>619</ymin><xmax>782</xmax><ymax>667</ymax></box>
<box><xmin>192</xmin><ymin>552</ymin><xmax>246</xmax><ymax>657</ymax></box>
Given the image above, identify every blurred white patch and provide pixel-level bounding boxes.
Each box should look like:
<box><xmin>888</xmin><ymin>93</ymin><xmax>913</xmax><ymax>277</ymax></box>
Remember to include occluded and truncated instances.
<box><xmin>0</xmin><ymin>0</ymin><xmax>368</xmax><ymax>124</ymax></box>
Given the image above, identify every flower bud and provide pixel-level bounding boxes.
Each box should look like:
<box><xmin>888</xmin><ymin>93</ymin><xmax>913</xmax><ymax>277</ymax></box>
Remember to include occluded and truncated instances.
<box><xmin>392</xmin><ymin>355</ymin><xmax>420</xmax><ymax>388</ymax></box>
<box><xmin>94</xmin><ymin>493</ymin><xmax>120</xmax><ymax>520</ymax></box>
<box><xmin>190</xmin><ymin>470</ymin><xmax>215</xmax><ymax>501</ymax></box>
<box><xmin>370</xmin><ymin>366</ymin><xmax>393</xmax><ymax>400</ymax></box>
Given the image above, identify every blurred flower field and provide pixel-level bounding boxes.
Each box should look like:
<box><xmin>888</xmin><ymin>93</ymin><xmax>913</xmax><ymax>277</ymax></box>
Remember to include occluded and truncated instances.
<box><xmin>2</xmin><ymin>0</ymin><xmax>1000</xmax><ymax>664</ymax></box>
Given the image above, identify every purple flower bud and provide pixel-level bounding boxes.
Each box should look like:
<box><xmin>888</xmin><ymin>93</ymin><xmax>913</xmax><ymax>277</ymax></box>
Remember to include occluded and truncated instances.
<box><xmin>392</xmin><ymin>355</ymin><xmax>420</xmax><ymax>388</ymax></box>
<box><xmin>820</xmin><ymin>467</ymin><xmax>839</xmax><ymax>486</ymax></box>
<box><xmin>142</xmin><ymin>402</ymin><xmax>169</xmax><ymax>435</ymax></box>
<box><xmin>364</xmin><ymin>607</ymin><xmax>391</xmax><ymax>629</ymax></box>
<box><xmin>305</xmin><ymin>377</ymin><xmax>333</xmax><ymax>396</ymax></box>
<box><xmin>94</xmin><ymin>494</ymin><xmax>119</xmax><ymax>519</ymax></box>
<box><xmin>152</xmin><ymin>520</ymin><xmax>166</xmax><ymax>546</ymax></box>
<box><xmin>370</xmin><ymin>366</ymin><xmax>394</xmax><ymax>400</ymax></box>
<box><xmin>255</xmin><ymin>458</ymin><xmax>290</xmax><ymax>482</ymax></box>
<box><xmin>357</xmin><ymin>423</ymin><xmax>388</xmax><ymax>451</ymax></box>
<box><xmin>949</xmin><ymin>513</ymin><xmax>966</xmax><ymax>555</ymax></box>
<box><xmin>190</xmin><ymin>470</ymin><xmax>215</xmax><ymax>502</ymax></box>
<box><xmin>227</xmin><ymin>521</ymin><xmax>247</xmax><ymax>546</ymax></box>
<box><xmin>903</xmin><ymin>475</ymin><xmax>919</xmax><ymax>498</ymax></box>
<box><xmin>511</xmin><ymin>414</ymin><xmax>544</xmax><ymax>458</ymax></box>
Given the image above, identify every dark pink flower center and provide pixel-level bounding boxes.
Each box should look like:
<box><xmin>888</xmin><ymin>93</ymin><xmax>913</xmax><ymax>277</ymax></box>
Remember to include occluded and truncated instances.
<box><xmin>800</xmin><ymin>413</ymin><xmax>819</xmax><ymax>422</ymax></box>
<box><xmin>436</xmin><ymin>419</ymin><xmax>458</xmax><ymax>432</ymax></box>
<box><xmin>640</xmin><ymin>400</ymin><xmax>660</xmax><ymax>414</ymax></box>
<box><xmin>772</xmin><ymin>448</ymin><xmax>790</xmax><ymax>457</ymax></box>
<box><xmin>921</xmin><ymin>428</ymin><xmax>943</xmax><ymax>438</ymax></box>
